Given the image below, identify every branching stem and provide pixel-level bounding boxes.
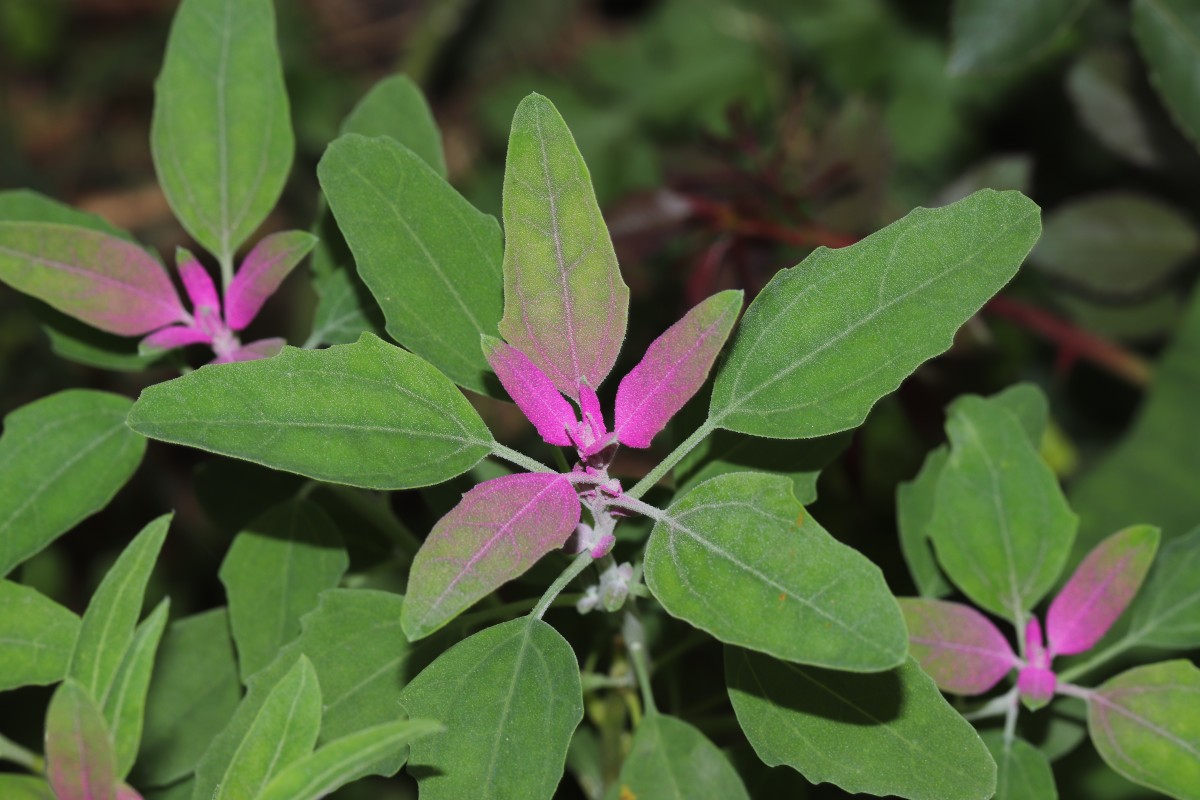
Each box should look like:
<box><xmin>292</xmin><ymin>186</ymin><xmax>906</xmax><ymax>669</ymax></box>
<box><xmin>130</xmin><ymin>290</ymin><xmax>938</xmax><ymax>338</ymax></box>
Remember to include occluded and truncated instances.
<box><xmin>627</xmin><ymin>418</ymin><xmax>718</xmax><ymax>499</ymax></box>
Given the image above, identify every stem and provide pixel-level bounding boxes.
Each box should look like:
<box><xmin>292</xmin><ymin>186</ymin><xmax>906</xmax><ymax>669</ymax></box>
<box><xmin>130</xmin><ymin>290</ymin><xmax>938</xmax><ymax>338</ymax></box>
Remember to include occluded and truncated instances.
<box><xmin>1058</xmin><ymin>638</ymin><xmax>1135</xmax><ymax>684</ymax></box>
<box><xmin>218</xmin><ymin>251</ymin><xmax>235</xmax><ymax>293</ymax></box>
<box><xmin>963</xmin><ymin>687</ymin><xmax>1018</xmax><ymax>721</ymax></box>
<box><xmin>532</xmin><ymin>552</ymin><xmax>593</xmax><ymax>619</ymax></box>
<box><xmin>459</xmin><ymin>592</ymin><xmax>585</xmax><ymax>629</ymax></box>
<box><xmin>607</xmin><ymin>495</ymin><xmax>667</xmax><ymax>522</ymax></box>
<box><xmin>626</xmin><ymin>419</ymin><xmax>718</xmax><ymax>499</ymax></box>
<box><xmin>1002</xmin><ymin>688</ymin><xmax>1019</xmax><ymax>748</ymax></box>
<box><xmin>490</xmin><ymin>443</ymin><xmax>556</xmax><ymax>474</ymax></box>
<box><xmin>623</xmin><ymin>610</ymin><xmax>658</xmax><ymax>714</ymax></box>
<box><xmin>1055</xmin><ymin>682</ymin><xmax>1095</xmax><ymax>701</ymax></box>
<box><xmin>0</xmin><ymin>732</ymin><xmax>43</xmax><ymax>773</ymax></box>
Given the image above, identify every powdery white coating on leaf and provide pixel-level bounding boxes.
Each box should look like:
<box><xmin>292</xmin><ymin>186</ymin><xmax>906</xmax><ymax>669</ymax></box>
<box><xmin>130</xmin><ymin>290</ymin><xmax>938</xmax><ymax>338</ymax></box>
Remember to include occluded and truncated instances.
<box><xmin>1046</xmin><ymin>525</ymin><xmax>1159</xmax><ymax>657</ymax></box>
<box><xmin>225</xmin><ymin>231</ymin><xmax>316</xmax><ymax>330</ymax></box>
<box><xmin>899</xmin><ymin>598</ymin><xmax>1016</xmax><ymax>695</ymax></box>
<box><xmin>484</xmin><ymin>337</ymin><xmax>576</xmax><ymax>446</ymax></box>
<box><xmin>614</xmin><ymin>290</ymin><xmax>742</xmax><ymax>449</ymax></box>
<box><xmin>402</xmin><ymin>473</ymin><xmax>582</xmax><ymax>639</ymax></box>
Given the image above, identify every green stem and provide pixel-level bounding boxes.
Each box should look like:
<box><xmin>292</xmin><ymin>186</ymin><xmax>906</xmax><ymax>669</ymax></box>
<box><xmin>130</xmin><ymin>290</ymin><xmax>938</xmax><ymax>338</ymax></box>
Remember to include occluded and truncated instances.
<box><xmin>627</xmin><ymin>419</ymin><xmax>718</xmax><ymax>499</ymax></box>
<box><xmin>623</xmin><ymin>610</ymin><xmax>657</xmax><ymax>714</ymax></box>
<box><xmin>1002</xmin><ymin>688</ymin><xmax>1019</xmax><ymax>748</ymax></box>
<box><xmin>218</xmin><ymin>251</ymin><xmax>235</xmax><ymax>293</ymax></box>
<box><xmin>0</xmin><ymin>732</ymin><xmax>43</xmax><ymax>773</ymax></box>
<box><xmin>490</xmin><ymin>443</ymin><xmax>556</xmax><ymax>474</ymax></box>
<box><xmin>1058</xmin><ymin>638</ymin><xmax>1135</xmax><ymax>684</ymax></box>
<box><xmin>963</xmin><ymin>687</ymin><xmax>1018</xmax><ymax>722</ymax></box>
<box><xmin>533</xmin><ymin>552</ymin><xmax>593</xmax><ymax>619</ymax></box>
<box><xmin>459</xmin><ymin>592</ymin><xmax>584</xmax><ymax>628</ymax></box>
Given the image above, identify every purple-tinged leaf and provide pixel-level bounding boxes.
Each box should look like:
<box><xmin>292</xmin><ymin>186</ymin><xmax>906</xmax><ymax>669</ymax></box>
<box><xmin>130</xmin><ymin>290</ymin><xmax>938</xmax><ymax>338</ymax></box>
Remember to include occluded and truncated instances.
<box><xmin>175</xmin><ymin>248</ymin><xmax>219</xmax><ymax>316</ymax></box>
<box><xmin>140</xmin><ymin>325</ymin><xmax>211</xmax><ymax>352</ymax></box>
<box><xmin>0</xmin><ymin>223</ymin><xmax>186</xmax><ymax>335</ymax></box>
<box><xmin>214</xmin><ymin>337</ymin><xmax>287</xmax><ymax>365</ymax></box>
<box><xmin>225</xmin><ymin>231</ymin><xmax>317</xmax><ymax>330</ymax></box>
<box><xmin>1019</xmin><ymin>617</ymin><xmax>1055</xmax><ymax>710</ymax></box>
<box><xmin>484</xmin><ymin>336</ymin><xmax>576</xmax><ymax>446</ymax></box>
<box><xmin>572</xmin><ymin>382</ymin><xmax>609</xmax><ymax>456</ymax></box>
<box><xmin>115</xmin><ymin>785</ymin><xmax>142</xmax><ymax>800</ymax></box>
<box><xmin>1047</xmin><ymin>524</ymin><xmax>1160</xmax><ymax>657</ymax></box>
<box><xmin>401</xmin><ymin>473</ymin><xmax>582</xmax><ymax>640</ymax></box>
<box><xmin>615</xmin><ymin>290</ymin><xmax>742</xmax><ymax>448</ymax></box>
<box><xmin>899</xmin><ymin>598</ymin><xmax>1016</xmax><ymax>695</ymax></box>
<box><xmin>45</xmin><ymin>679</ymin><xmax>117</xmax><ymax>800</ymax></box>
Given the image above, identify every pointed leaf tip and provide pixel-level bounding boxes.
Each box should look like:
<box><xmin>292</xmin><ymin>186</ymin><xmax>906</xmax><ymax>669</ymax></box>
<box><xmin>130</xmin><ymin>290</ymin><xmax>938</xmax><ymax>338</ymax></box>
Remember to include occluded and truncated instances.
<box><xmin>175</xmin><ymin>247</ymin><xmax>219</xmax><ymax>315</ymax></box>
<box><xmin>225</xmin><ymin>231</ymin><xmax>317</xmax><ymax>331</ymax></box>
<box><xmin>899</xmin><ymin>598</ymin><xmax>1016</xmax><ymax>695</ymax></box>
<box><xmin>484</xmin><ymin>337</ymin><xmax>576</xmax><ymax>446</ymax></box>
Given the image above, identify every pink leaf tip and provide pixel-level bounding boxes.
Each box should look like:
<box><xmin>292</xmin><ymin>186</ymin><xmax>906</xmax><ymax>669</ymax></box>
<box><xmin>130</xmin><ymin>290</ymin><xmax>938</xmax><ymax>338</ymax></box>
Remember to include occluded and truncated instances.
<box><xmin>484</xmin><ymin>336</ymin><xmax>577</xmax><ymax>447</ymax></box>
<box><xmin>570</xmin><ymin>382</ymin><xmax>610</xmax><ymax>456</ymax></box>
<box><xmin>1018</xmin><ymin>665</ymin><xmax>1057</xmax><ymax>707</ymax></box>
<box><xmin>224</xmin><ymin>230</ymin><xmax>317</xmax><ymax>331</ymax></box>
<box><xmin>175</xmin><ymin>247</ymin><xmax>220</xmax><ymax>317</ymax></box>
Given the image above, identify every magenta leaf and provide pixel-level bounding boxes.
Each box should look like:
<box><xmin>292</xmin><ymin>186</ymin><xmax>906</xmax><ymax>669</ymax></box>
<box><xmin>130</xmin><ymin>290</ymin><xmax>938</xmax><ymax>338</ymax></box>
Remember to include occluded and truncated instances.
<box><xmin>484</xmin><ymin>336</ymin><xmax>577</xmax><ymax>447</ymax></box>
<box><xmin>175</xmin><ymin>247</ymin><xmax>219</xmax><ymax>316</ymax></box>
<box><xmin>116</xmin><ymin>785</ymin><xmax>144</xmax><ymax>800</ymax></box>
<box><xmin>224</xmin><ymin>231</ymin><xmax>317</xmax><ymax>331</ymax></box>
<box><xmin>45</xmin><ymin>679</ymin><xmax>117</xmax><ymax>800</ymax></box>
<box><xmin>898</xmin><ymin>598</ymin><xmax>1016</xmax><ymax>695</ymax></box>
<box><xmin>614</xmin><ymin>290</ymin><xmax>742</xmax><ymax>448</ymax></box>
<box><xmin>140</xmin><ymin>325</ymin><xmax>211</xmax><ymax>352</ymax></box>
<box><xmin>571</xmin><ymin>382</ymin><xmax>609</xmax><ymax>456</ymax></box>
<box><xmin>401</xmin><ymin>473</ymin><xmax>581</xmax><ymax>640</ymax></box>
<box><xmin>213</xmin><ymin>337</ymin><xmax>287</xmax><ymax>364</ymax></box>
<box><xmin>0</xmin><ymin>223</ymin><xmax>186</xmax><ymax>335</ymax></box>
<box><xmin>1046</xmin><ymin>524</ymin><xmax>1160</xmax><ymax>657</ymax></box>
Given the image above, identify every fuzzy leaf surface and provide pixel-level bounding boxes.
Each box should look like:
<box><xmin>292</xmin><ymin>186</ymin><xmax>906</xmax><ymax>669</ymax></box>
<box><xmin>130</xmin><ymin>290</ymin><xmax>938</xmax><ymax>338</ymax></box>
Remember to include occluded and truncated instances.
<box><xmin>224</xmin><ymin>231</ymin><xmax>316</xmax><ymax>331</ymax></box>
<box><xmin>46</xmin><ymin>679</ymin><xmax>118</xmax><ymax>800</ymax></box>
<box><xmin>339</xmin><ymin>74</ymin><xmax>446</xmax><ymax>176</ymax></box>
<box><xmin>483</xmin><ymin>337</ymin><xmax>576</xmax><ymax>446</ymax></box>
<box><xmin>899</xmin><ymin>598</ymin><xmax>1016</xmax><ymax>695</ymax></box>
<box><xmin>103</xmin><ymin>599</ymin><xmax>169</xmax><ymax>778</ymax></box>
<box><xmin>0</xmin><ymin>580</ymin><xmax>80</xmax><ymax>691</ymax></box>
<box><xmin>615</xmin><ymin>713</ymin><xmax>749</xmax><ymax>800</ymax></box>
<box><xmin>979</xmin><ymin>733</ymin><xmax>1057</xmax><ymax>800</ymax></box>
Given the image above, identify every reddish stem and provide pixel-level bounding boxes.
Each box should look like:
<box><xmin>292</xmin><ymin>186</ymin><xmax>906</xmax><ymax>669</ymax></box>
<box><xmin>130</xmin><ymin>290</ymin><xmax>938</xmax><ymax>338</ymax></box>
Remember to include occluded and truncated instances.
<box><xmin>683</xmin><ymin>195</ymin><xmax>858</xmax><ymax>250</ymax></box>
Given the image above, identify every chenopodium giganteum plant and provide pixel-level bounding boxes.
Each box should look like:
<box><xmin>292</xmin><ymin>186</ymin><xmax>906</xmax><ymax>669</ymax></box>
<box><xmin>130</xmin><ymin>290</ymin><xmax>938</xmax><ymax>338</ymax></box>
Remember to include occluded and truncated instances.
<box><xmin>897</xmin><ymin>388</ymin><xmax>1200</xmax><ymax>800</ymax></box>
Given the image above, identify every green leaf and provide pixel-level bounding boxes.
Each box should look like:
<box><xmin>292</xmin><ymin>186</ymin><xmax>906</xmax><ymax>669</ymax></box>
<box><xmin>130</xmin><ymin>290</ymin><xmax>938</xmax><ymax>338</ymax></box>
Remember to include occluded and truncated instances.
<box><xmin>1134</xmin><ymin>0</ymin><xmax>1200</xmax><ymax>149</ymax></box>
<box><xmin>645</xmin><ymin>472</ymin><xmax>906</xmax><ymax>671</ymax></box>
<box><xmin>151</xmin><ymin>0</ymin><xmax>293</xmax><ymax>263</ymax></box>
<box><xmin>0</xmin><ymin>390</ymin><xmax>146</xmax><ymax>577</ymax></box>
<box><xmin>928</xmin><ymin>395</ymin><xmax>1077</xmax><ymax>622</ymax></box>
<box><xmin>339</xmin><ymin>74</ymin><xmax>446</xmax><ymax>177</ymax></box>
<box><xmin>979</xmin><ymin>733</ymin><xmax>1057</xmax><ymax>800</ymax></box>
<box><xmin>1126</xmin><ymin>524</ymin><xmax>1200</xmax><ymax>648</ymax></box>
<box><xmin>896</xmin><ymin>447</ymin><xmax>953</xmax><ymax>598</ymax></box>
<box><xmin>318</xmin><ymin>134</ymin><xmax>504</xmax><ymax>394</ymax></box>
<box><xmin>68</xmin><ymin>514</ymin><xmax>170</xmax><ymax>703</ymax></box>
<box><xmin>399</xmin><ymin>617</ymin><xmax>583</xmax><ymax>800</ymax></box>
<box><xmin>708</xmin><ymin>190</ymin><xmax>1041</xmax><ymax>439</ymax></box>
<box><xmin>991</xmin><ymin>382</ymin><xmax>1050</xmax><ymax>443</ymax></box>
<box><xmin>0</xmin><ymin>188</ymin><xmax>135</xmax><ymax>240</ymax></box>
<box><xmin>948</xmin><ymin>0</ymin><xmax>1089</xmax><ymax>75</ymax></box>
<box><xmin>726</xmin><ymin>649</ymin><xmax>997</xmax><ymax>800</ymax></box>
<box><xmin>212</xmin><ymin>656</ymin><xmax>321</xmax><ymax>800</ymax></box>
<box><xmin>1087</xmin><ymin>660</ymin><xmax>1200</xmax><ymax>800</ymax></box>
<box><xmin>127</xmin><ymin>334</ymin><xmax>494</xmax><ymax>490</ymax></box>
<box><xmin>103</xmin><ymin>598</ymin><xmax>169</xmax><ymax>778</ymax></box>
<box><xmin>1066</xmin><ymin>48</ymin><xmax>1159</xmax><ymax>167</ymax></box>
<box><xmin>0</xmin><ymin>776</ymin><xmax>55</xmax><ymax>800</ymax></box>
<box><xmin>136</xmin><ymin>609</ymin><xmax>240</xmax><ymax>788</ymax></box>
<box><xmin>498</xmin><ymin>93</ymin><xmax>629</xmax><ymax>400</ymax></box>
<box><xmin>307</xmin><ymin>257</ymin><xmax>385</xmax><ymax>347</ymax></box>
<box><xmin>0</xmin><ymin>579</ymin><xmax>80</xmax><ymax>691</ymax></box>
<box><xmin>45</xmin><ymin>679</ymin><xmax>118</xmax><ymax>800</ymax></box>
<box><xmin>615</xmin><ymin>713</ymin><xmax>749</xmax><ymax>800</ymax></box>
<box><xmin>255</xmin><ymin>719</ymin><xmax>445</xmax><ymax>800</ymax></box>
<box><xmin>935</xmin><ymin>155</ymin><xmax>1033</xmax><ymax>206</ymax></box>
<box><xmin>220</xmin><ymin>499</ymin><xmax>348</xmax><ymax>681</ymax></box>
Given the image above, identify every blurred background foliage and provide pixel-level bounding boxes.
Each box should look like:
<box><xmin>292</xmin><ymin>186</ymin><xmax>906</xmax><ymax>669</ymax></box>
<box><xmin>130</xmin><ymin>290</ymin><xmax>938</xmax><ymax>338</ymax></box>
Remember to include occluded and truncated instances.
<box><xmin>2</xmin><ymin>1</ymin><xmax>1199</xmax><ymax>797</ymax></box>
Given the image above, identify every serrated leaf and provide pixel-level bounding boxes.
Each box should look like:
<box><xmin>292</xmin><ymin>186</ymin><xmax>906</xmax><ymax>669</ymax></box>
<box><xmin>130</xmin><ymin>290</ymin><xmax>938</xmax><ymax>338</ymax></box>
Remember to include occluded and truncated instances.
<box><xmin>339</xmin><ymin>74</ymin><xmax>446</xmax><ymax>177</ymax></box>
<box><xmin>68</xmin><ymin>514</ymin><xmax>170</xmax><ymax>704</ymax></box>
<box><xmin>1124</xmin><ymin>523</ymin><xmax>1200</xmax><ymax>649</ymax></box>
<box><xmin>615</xmin><ymin>713</ymin><xmax>749</xmax><ymax>800</ymax></box>
<box><xmin>135</xmin><ymin>609</ymin><xmax>240</xmax><ymax>788</ymax></box>
<box><xmin>726</xmin><ymin>649</ymin><xmax>996</xmax><ymax>800</ymax></box>
<box><xmin>708</xmin><ymin>190</ymin><xmax>1040</xmax><ymax>439</ymax></box>
<box><xmin>402</xmin><ymin>473</ymin><xmax>580</xmax><ymax>640</ymax></box>
<box><xmin>899</xmin><ymin>598</ymin><xmax>1016</xmax><ymax>695</ymax></box>
<box><xmin>319</xmin><ymin>134</ymin><xmax>504</xmax><ymax>394</ymax></box>
<box><xmin>1067</xmin><ymin>48</ymin><xmax>1158</xmax><ymax>167</ymax></box>
<box><xmin>1087</xmin><ymin>660</ymin><xmax>1200</xmax><ymax>800</ymax></box>
<box><xmin>399</xmin><ymin>617</ymin><xmax>583</xmax><ymax>800</ymax></box>
<box><xmin>928</xmin><ymin>395</ymin><xmax>1077</xmax><ymax>622</ymax></box>
<box><xmin>1134</xmin><ymin>0</ymin><xmax>1200</xmax><ymax>150</ymax></box>
<box><xmin>127</xmin><ymin>334</ymin><xmax>494</xmax><ymax>490</ymax></box>
<box><xmin>948</xmin><ymin>0</ymin><xmax>1089</xmax><ymax>75</ymax></box>
<box><xmin>645</xmin><ymin>472</ymin><xmax>906</xmax><ymax>671</ymax></box>
<box><xmin>104</xmin><ymin>598</ymin><xmax>169</xmax><ymax>778</ymax></box>
<box><xmin>255</xmin><ymin>718</ymin><xmax>445</xmax><ymax>800</ymax></box>
<box><xmin>151</xmin><ymin>0</ymin><xmax>292</xmax><ymax>263</ymax></box>
<box><xmin>0</xmin><ymin>580</ymin><xmax>80</xmax><ymax>691</ymax></box>
<box><xmin>46</xmin><ymin>679</ymin><xmax>118</xmax><ymax>800</ymax></box>
<box><xmin>220</xmin><ymin>499</ymin><xmax>348</xmax><ymax>680</ymax></box>
<box><xmin>499</xmin><ymin>93</ymin><xmax>629</xmax><ymax>399</ymax></box>
<box><xmin>979</xmin><ymin>733</ymin><xmax>1057</xmax><ymax>800</ymax></box>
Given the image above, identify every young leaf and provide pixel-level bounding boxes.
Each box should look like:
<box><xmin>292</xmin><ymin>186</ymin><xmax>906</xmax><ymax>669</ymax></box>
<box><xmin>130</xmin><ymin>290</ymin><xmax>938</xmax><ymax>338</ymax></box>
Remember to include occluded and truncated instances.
<box><xmin>254</xmin><ymin>719</ymin><xmax>445</xmax><ymax>800</ymax></box>
<box><xmin>0</xmin><ymin>390</ymin><xmax>146</xmax><ymax>578</ymax></box>
<box><xmin>645</xmin><ymin>472</ymin><xmax>907</xmax><ymax>671</ymax></box>
<box><xmin>224</xmin><ymin>231</ymin><xmax>316</xmax><ymax>331</ymax></box>
<box><xmin>127</xmin><ymin>334</ymin><xmax>494</xmax><ymax>490</ymax></box>
<box><xmin>319</xmin><ymin>134</ymin><xmax>504</xmax><ymax>395</ymax></box>
<box><xmin>978</xmin><ymin>732</ymin><xmax>1057</xmax><ymax>800</ymax></box>
<box><xmin>68</xmin><ymin>514</ymin><xmax>170</xmax><ymax>703</ymax></box>
<box><xmin>499</xmin><ymin>93</ymin><xmax>630</xmax><ymax>399</ymax></box>
<box><xmin>1126</xmin><ymin>524</ymin><xmax>1200</xmax><ymax>648</ymax></box>
<box><xmin>726</xmin><ymin>649</ymin><xmax>997</xmax><ymax>800</ymax></box>
<box><xmin>896</xmin><ymin>447</ymin><xmax>953</xmax><ymax>598</ymax></box>
<box><xmin>0</xmin><ymin>580</ymin><xmax>80</xmax><ymax>691</ymax></box>
<box><xmin>399</xmin><ymin>618</ymin><xmax>583</xmax><ymax>800</ymax></box>
<box><xmin>615</xmin><ymin>713</ymin><xmax>750</xmax><ymax>800</ymax></box>
<box><xmin>1133</xmin><ymin>0</ymin><xmax>1200</xmax><ymax>149</ymax></box>
<box><xmin>948</xmin><ymin>0</ymin><xmax>1090</xmax><ymax>74</ymax></box>
<box><xmin>402</xmin><ymin>473</ymin><xmax>581</xmax><ymax>640</ymax></box>
<box><xmin>151</xmin><ymin>0</ymin><xmax>293</xmax><ymax>264</ymax></box>
<box><xmin>928</xmin><ymin>395</ymin><xmax>1077</xmax><ymax>623</ymax></box>
<box><xmin>898</xmin><ymin>598</ymin><xmax>1016</xmax><ymax>695</ymax></box>
<box><xmin>483</xmin><ymin>337</ymin><xmax>576</xmax><ymax>446</ymax></box>
<box><xmin>212</xmin><ymin>656</ymin><xmax>321</xmax><ymax>800</ymax></box>
<box><xmin>991</xmin><ymin>382</ymin><xmax>1050</xmax><ymax>444</ymax></box>
<box><xmin>339</xmin><ymin>74</ymin><xmax>447</xmax><ymax>177</ymax></box>
<box><xmin>0</xmin><ymin>223</ymin><xmax>186</xmax><ymax>335</ymax></box>
<box><xmin>219</xmin><ymin>499</ymin><xmax>348</xmax><ymax>680</ymax></box>
<box><xmin>46</xmin><ymin>679</ymin><xmax>118</xmax><ymax>800</ymax></box>
<box><xmin>103</xmin><ymin>599</ymin><xmax>169</xmax><ymax>779</ymax></box>
<box><xmin>614</xmin><ymin>290</ymin><xmax>742</xmax><ymax>448</ymax></box>
<box><xmin>708</xmin><ymin>190</ymin><xmax>1041</xmax><ymax>439</ymax></box>
<box><xmin>1087</xmin><ymin>660</ymin><xmax>1200</xmax><ymax>799</ymax></box>
<box><xmin>1046</xmin><ymin>525</ymin><xmax>1159</xmax><ymax>657</ymax></box>
<box><xmin>135</xmin><ymin>609</ymin><xmax>240</xmax><ymax>788</ymax></box>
